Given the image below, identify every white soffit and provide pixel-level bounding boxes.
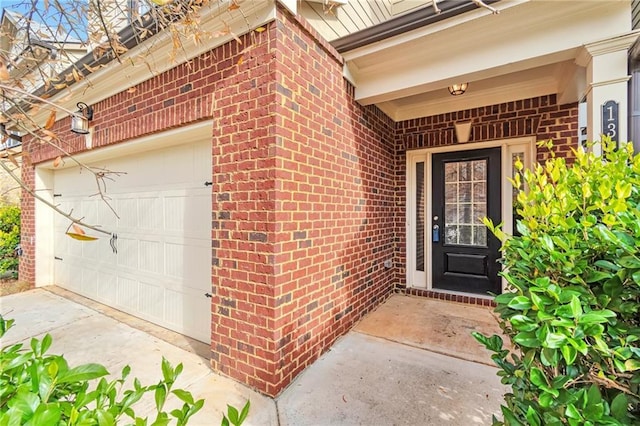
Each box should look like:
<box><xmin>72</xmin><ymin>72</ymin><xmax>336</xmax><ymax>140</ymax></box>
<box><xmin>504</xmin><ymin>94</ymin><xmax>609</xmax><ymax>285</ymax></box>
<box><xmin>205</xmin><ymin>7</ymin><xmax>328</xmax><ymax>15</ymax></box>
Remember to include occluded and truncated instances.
<box><xmin>344</xmin><ymin>0</ymin><xmax>632</xmax><ymax>118</ymax></box>
<box><xmin>379</xmin><ymin>61</ymin><xmax>576</xmax><ymax>121</ymax></box>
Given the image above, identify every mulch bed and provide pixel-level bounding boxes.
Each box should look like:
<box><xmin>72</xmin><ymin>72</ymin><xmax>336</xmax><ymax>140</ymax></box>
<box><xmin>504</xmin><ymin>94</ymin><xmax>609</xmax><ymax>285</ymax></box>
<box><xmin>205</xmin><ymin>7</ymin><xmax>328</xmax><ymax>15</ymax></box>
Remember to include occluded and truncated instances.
<box><xmin>0</xmin><ymin>278</ymin><xmax>32</xmax><ymax>297</ymax></box>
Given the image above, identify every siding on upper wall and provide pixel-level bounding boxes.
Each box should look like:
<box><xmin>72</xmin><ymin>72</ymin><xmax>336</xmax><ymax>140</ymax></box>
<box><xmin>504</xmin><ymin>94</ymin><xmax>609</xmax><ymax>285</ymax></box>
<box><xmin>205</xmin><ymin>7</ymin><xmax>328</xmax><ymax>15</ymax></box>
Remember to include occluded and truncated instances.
<box><xmin>390</xmin><ymin>0</ymin><xmax>431</xmax><ymax>16</ymax></box>
<box><xmin>300</xmin><ymin>0</ymin><xmax>393</xmax><ymax>41</ymax></box>
<box><xmin>634</xmin><ymin>0</ymin><xmax>640</xmax><ymax>29</ymax></box>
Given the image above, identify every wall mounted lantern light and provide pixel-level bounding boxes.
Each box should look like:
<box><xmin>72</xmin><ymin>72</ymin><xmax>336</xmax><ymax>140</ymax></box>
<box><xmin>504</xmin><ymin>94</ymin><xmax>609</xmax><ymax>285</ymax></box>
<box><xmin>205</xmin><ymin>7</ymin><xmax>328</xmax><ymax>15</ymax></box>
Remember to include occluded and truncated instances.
<box><xmin>0</xmin><ymin>123</ymin><xmax>22</xmax><ymax>147</ymax></box>
<box><xmin>448</xmin><ymin>83</ymin><xmax>469</xmax><ymax>96</ymax></box>
<box><xmin>71</xmin><ymin>102</ymin><xmax>93</xmax><ymax>134</ymax></box>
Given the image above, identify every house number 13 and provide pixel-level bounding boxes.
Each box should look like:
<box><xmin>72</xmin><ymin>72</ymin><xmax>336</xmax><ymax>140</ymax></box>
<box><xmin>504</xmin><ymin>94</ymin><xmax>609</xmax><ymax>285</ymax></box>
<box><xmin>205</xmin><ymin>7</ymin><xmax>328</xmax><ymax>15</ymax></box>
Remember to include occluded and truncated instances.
<box><xmin>602</xmin><ymin>100</ymin><xmax>619</xmax><ymax>144</ymax></box>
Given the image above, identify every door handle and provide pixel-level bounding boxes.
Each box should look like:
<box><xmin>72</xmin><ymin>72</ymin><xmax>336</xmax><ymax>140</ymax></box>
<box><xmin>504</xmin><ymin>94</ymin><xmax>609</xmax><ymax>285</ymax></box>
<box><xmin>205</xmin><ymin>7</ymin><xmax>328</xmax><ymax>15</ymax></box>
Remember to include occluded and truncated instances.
<box><xmin>204</xmin><ymin>293</ymin><xmax>212</xmax><ymax>298</ymax></box>
<box><xmin>432</xmin><ymin>224</ymin><xmax>440</xmax><ymax>242</ymax></box>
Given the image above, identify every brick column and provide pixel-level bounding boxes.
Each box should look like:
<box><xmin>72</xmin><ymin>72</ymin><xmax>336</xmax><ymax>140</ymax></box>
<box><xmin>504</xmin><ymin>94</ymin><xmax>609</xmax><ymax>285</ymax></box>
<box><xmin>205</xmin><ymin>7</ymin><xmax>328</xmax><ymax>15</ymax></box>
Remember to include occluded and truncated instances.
<box><xmin>18</xmin><ymin>157</ymin><xmax>35</xmax><ymax>285</ymax></box>
<box><xmin>210</xmin><ymin>7</ymin><xmax>398</xmax><ymax>396</ymax></box>
<box><xmin>209</xmin><ymin>23</ymin><xmax>282</xmax><ymax>395</ymax></box>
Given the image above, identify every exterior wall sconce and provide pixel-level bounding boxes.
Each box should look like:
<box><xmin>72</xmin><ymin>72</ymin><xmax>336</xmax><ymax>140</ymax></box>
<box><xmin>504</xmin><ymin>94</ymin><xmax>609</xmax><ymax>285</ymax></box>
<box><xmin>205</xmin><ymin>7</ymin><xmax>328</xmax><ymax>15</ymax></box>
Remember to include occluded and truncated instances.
<box><xmin>0</xmin><ymin>123</ymin><xmax>22</xmax><ymax>147</ymax></box>
<box><xmin>448</xmin><ymin>83</ymin><xmax>469</xmax><ymax>96</ymax></box>
<box><xmin>71</xmin><ymin>102</ymin><xmax>93</xmax><ymax>134</ymax></box>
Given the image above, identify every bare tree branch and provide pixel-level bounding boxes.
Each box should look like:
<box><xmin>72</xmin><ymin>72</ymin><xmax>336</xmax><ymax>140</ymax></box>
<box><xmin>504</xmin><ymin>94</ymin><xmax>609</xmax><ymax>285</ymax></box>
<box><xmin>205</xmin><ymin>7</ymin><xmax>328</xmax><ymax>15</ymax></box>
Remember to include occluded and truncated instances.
<box><xmin>0</xmin><ymin>159</ymin><xmax>112</xmax><ymax>236</ymax></box>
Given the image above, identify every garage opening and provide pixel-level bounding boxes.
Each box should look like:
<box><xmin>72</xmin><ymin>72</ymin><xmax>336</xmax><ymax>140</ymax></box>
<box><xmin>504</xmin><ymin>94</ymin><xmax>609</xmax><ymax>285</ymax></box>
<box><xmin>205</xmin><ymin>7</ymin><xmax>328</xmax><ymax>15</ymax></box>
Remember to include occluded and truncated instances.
<box><xmin>40</xmin><ymin>132</ymin><xmax>212</xmax><ymax>343</ymax></box>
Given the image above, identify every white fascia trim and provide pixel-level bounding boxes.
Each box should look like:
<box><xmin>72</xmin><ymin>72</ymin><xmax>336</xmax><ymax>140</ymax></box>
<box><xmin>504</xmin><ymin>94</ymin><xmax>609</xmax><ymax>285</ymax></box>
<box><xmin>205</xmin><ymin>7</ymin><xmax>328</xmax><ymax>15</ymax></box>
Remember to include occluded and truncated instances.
<box><xmin>31</xmin><ymin>1</ymin><xmax>277</xmax><ymax>126</ymax></box>
<box><xmin>342</xmin><ymin>0</ymin><xmax>528</xmax><ymax>61</ymax></box>
<box><xmin>278</xmin><ymin>0</ymin><xmax>297</xmax><ymax>14</ymax></box>
<box><xmin>576</xmin><ymin>30</ymin><xmax>640</xmax><ymax>66</ymax></box>
<box><xmin>306</xmin><ymin>0</ymin><xmax>348</xmax><ymax>4</ymax></box>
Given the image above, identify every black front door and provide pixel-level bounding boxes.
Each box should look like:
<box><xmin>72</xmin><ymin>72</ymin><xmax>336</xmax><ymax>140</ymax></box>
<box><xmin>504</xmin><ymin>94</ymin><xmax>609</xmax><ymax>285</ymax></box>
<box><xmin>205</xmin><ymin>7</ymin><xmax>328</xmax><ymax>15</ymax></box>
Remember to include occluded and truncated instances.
<box><xmin>432</xmin><ymin>148</ymin><xmax>501</xmax><ymax>295</ymax></box>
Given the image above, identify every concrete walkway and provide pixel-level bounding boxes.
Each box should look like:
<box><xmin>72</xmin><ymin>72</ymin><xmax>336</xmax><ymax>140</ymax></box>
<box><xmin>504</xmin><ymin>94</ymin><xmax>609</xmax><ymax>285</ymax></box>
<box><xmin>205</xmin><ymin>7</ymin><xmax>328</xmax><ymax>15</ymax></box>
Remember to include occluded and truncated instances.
<box><xmin>0</xmin><ymin>288</ymin><xmax>507</xmax><ymax>425</ymax></box>
<box><xmin>0</xmin><ymin>289</ymin><xmax>278</xmax><ymax>425</ymax></box>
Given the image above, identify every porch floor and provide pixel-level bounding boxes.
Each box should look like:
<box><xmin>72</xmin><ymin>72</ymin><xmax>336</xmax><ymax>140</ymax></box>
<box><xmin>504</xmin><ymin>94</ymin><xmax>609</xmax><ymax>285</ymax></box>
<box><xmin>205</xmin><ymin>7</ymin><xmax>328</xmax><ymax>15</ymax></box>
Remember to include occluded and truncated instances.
<box><xmin>354</xmin><ymin>293</ymin><xmax>508</xmax><ymax>365</ymax></box>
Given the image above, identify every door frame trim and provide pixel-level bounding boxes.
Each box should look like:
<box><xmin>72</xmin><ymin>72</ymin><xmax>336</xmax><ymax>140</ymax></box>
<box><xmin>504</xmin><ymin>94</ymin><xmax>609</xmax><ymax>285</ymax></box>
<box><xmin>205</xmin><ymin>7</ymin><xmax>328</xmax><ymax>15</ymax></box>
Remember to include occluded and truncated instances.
<box><xmin>405</xmin><ymin>136</ymin><xmax>536</xmax><ymax>294</ymax></box>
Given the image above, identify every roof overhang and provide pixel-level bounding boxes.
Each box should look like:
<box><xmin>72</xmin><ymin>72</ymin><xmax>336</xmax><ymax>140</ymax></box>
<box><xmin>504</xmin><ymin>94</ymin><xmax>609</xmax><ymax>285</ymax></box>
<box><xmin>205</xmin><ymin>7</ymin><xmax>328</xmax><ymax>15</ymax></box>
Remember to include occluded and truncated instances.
<box><xmin>339</xmin><ymin>0</ymin><xmax>637</xmax><ymax>121</ymax></box>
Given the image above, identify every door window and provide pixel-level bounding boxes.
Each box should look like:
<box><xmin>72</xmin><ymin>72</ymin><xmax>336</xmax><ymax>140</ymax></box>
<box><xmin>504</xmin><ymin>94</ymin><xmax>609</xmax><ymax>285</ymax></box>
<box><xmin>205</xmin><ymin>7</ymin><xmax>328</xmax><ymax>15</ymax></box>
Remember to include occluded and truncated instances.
<box><xmin>416</xmin><ymin>161</ymin><xmax>425</xmax><ymax>271</ymax></box>
<box><xmin>443</xmin><ymin>159</ymin><xmax>487</xmax><ymax>246</ymax></box>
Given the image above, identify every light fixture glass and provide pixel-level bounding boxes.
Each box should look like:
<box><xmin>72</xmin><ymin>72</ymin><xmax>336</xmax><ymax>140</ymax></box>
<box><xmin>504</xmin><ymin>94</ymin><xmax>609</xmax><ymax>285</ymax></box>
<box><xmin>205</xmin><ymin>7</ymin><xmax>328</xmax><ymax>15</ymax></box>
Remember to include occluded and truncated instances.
<box><xmin>71</xmin><ymin>102</ymin><xmax>93</xmax><ymax>134</ymax></box>
<box><xmin>448</xmin><ymin>83</ymin><xmax>469</xmax><ymax>96</ymax></box>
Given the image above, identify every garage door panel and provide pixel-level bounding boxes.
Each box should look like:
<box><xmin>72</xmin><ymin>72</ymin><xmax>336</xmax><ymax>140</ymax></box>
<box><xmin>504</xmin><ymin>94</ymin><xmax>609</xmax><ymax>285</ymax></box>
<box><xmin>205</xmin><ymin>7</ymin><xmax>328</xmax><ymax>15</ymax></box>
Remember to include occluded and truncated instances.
<box><xmin>82</xmin><ymin>269</ymin><xmax>98</xmax><ymax>299</ymax></box>
<box><xmin>162</xmin><ymin>147</ymin><xmax>197</xmax><ymax>185</ymax></box>
<box><xmin>164</xmin><ymin>194</ymin><xmax>210</xmax><ymax>237</ymax></box>
<box><xmin>97</xmin><ymin>271</ymin><xmax>117</xmax><ymax>305</ymax></box>
<box><xmin>98</xmin><ymin>201</ymin><xmax>119</xmax><ymax>229</ymax></box>
<box><xmin>61</xmin><ymin>263</ymin><xmax>80</xmax><ymax>293</ymax></box>
<box><xmin>164</xmin><ymin>240</ymin><xmax>210</xmax><ymax>286</ymax></box>
<box><xmin>139</xmin><ymin>240</ymin><xmax>162</xmax><ymax>274</ymax></box>
<box><xmin>81</xmin><ymin>200</ymin><xmax>98</xmax><ymax>224</ymax></box>
<box><xmin>69</xmin><ymin>239</ymin><xmax>84</xmax><ymax>258</ymax></box>
<box><xmin>117</xmin><ymin>199</ymin><xmax>139</xmax><ymax>229</ymax></box>
<box><xmin>182</xmin><ymin>243</ymin><xmax>210</xmax><ymax>287</ymax></box>
<box><xmin>164</xmin><ymin>242</ymin><xmax>185</xmax><ymax>280</ymax></box>
<box><xmin>166</xmin><ymin>288</ymin><xmax>210</xmax><ymax>342</ymax></box>
<box><xmin>55</xmin><ymin>169</ymin><xmax>98</xmax><ymax>195</ymax></box>
<box><xmin>138</xmin><ymin>197</ymin><xmax>163</xmax><ymax>231</ymax></box>
<box><xmin>139</xmin><ymin>281</ymin><xmax>164</xmax><ymax>320</ymax></box>
<box><xmin>116</xmin><ymin>238</ymin><xmax>139</xmax><ymax>270</ymax></box>
<box><xmin>56</xmin><ymin>261</ymin><xmax>72</xmax><ymax>289</ymax></box>
<box><xmin>117</xmin><ymin>277</ymin><xmax>138</xmax><ymax>311</ymax></box>
<box><xmin>82</xmin><ymin>241</ymin><xmax>98</xmax><ymax>261</ymax></box>
<box><xmin>54</xmin><ymin>140</ymin><xmax>212</xmax><ymax>343</ymax></box>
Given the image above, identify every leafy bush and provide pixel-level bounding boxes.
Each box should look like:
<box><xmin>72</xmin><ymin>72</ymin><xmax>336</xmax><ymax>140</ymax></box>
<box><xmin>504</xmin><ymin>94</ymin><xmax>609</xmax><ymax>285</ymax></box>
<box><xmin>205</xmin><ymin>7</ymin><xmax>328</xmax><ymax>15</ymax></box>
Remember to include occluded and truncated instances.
<box><xmin>474</xmin><ymin>139</ymin><xmax>640</xmax><ymax>425</ymax></box>
<box><xmin>0</xmin><ymin>205</ymin><xmax>20</xmax><ymax>277</ymax></box>
<box><xmin>0</xmin><ymin>315</ymin><xmax>204</xmax><ymax>425</ymax></box>
<box><xmin>222</xmin><ymin>401</ymin><xmax>251</xmax><ymax>426</ymax></box>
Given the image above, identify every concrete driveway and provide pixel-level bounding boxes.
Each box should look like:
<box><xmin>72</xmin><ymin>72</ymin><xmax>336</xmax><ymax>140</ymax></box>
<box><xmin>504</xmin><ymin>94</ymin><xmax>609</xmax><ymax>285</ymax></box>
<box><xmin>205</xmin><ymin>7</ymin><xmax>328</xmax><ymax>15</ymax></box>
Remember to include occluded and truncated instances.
<box><xmin>0</xmin><ymin>288</ymin><xmax>507</xmax><ymax>425</ymax></box>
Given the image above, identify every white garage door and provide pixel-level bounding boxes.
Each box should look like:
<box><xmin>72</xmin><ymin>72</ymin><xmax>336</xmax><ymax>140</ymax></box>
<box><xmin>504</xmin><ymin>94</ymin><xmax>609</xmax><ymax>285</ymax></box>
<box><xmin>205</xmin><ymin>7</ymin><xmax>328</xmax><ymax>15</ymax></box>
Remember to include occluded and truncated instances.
<box><xmin>53</xmin><ymin>140</ymin><xmax>212</xmax><ymax>342</ymax></box>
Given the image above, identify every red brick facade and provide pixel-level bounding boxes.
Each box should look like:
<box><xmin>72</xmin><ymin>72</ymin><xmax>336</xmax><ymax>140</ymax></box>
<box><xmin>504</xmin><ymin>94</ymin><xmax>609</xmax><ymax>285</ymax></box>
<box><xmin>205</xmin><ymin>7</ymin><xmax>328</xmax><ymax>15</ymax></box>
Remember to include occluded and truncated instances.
<box><xmin>210</xmin><ymin>9</ymin><xmax>397</xmax><ymax>395</ymax></box>
<box><xmin>18</xmin><ymin>166</ymin><xmax>35</xmax><ymax>283</ymax></box>
<box><xmin>396</xmin><ymin>95</ymin><xmax>579</xmax><ymax>162</ymax></box>
<box><xmin>19</xmin><ymin>3</ymin><xmax>579</xmax><ymax>397</ymax></box>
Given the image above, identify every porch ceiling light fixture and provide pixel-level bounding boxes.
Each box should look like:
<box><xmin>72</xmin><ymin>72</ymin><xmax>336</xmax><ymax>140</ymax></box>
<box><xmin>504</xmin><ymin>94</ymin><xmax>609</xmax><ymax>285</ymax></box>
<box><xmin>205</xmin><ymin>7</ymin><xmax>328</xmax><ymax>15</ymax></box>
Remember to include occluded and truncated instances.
<box><xmin>71</xmin><ymin>102</ymin><xmax>93</xmax><ymax>135</ymax></box>
<box><xmin>448</xmin><ymin>83</ymin><xmax>468</xmax><ymax>96</ymax></box>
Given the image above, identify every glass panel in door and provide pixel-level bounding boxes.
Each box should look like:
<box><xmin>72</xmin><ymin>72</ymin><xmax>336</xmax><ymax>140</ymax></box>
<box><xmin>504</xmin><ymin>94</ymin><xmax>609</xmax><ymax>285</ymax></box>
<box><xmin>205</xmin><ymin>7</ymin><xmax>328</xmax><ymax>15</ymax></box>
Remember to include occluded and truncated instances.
<box><xmin>443</xmin><ymin>159</ymin><xmax>487</xmax><ymax>246</ymax></box>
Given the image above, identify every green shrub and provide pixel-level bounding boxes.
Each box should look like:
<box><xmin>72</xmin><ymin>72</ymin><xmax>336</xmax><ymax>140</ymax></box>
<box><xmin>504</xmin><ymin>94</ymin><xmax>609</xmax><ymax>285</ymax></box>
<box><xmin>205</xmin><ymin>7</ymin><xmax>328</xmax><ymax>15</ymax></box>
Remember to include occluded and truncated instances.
<box><xmin>222</xmin><ymin>400</ymin><xmax>251</xmax><ymax>426</ymax></box>
<box><xmin>0</xmin><ymin>205</ymin><xmax>20</xmax><ymax>277</ymax></box>
<box><xmin>474</xmin><ymin>139</ymin><xmax>640</xmax><ymax>425</ymax></box>
<box><xmin>0</xmin><ymin>315</ymin><xmax>204</xmax><ymax>425</ymax></box>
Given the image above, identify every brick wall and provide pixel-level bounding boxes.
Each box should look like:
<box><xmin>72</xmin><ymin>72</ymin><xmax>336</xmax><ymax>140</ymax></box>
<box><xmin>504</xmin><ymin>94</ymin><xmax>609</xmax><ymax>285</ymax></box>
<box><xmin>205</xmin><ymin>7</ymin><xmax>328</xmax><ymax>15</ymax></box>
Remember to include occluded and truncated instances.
<box><xmin>394</xmin><ymin>95</ymin><xmax>579</xmax><ymax>290</ymax></box>
<box><xmin>208</xmin><ymin>23</ymin><xmax>280</xmax><ymax>395</ymax></box>
<box><xmin>26</xmin><ymin>57</ymin><xmax>221</xmax><ymax>165</ymax></box>
<box><xmin>18</xmin><ymin>163</ymin><xmax>34</xmax><ymax>283</ymax></box>
<box><xmin>396</xmin><ymin>95</ymin><xmax>578</xmax><ymax>161</ymax></box>
<box><xmin>272</xmin><ymin>9</ymin><xmax>397</xmax><ymax>392</ymax></box>
<box><xmin>209</xmin><ymin>7</ymin><xmax>398</xmax><ymax>395</ymax></box>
